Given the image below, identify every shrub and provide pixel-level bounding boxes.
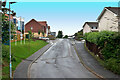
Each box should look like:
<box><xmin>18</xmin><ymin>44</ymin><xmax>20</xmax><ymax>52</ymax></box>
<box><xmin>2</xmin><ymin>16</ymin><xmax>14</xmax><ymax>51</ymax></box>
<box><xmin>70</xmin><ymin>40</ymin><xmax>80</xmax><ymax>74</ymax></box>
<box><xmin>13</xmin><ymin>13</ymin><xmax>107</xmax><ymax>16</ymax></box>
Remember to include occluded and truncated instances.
<box><xmin>86</xmin><ymin>32</ymin><xmax>99</xmax><ymax>45</ymax></box>
<box><xmin>2</xmin><ymin>45</ymin><xmax>16</xmax><ymax>62</ymax></box>
<box><xmin>47</xmin><ymin>35</ymin><xmax>56</xmax><ymax>40</ymax></box>
<box><xmin>2</xmin><ymin>45</ymin><xmax>9</xmax><ymax>58</ymax></box>
<box><xmin>101</xmin><ymin>32</ymin><xmax>120</xmax><ymax>61</ymax></box>
<box><xmin>97</xmin><ymin>31</ymin><xmax>115</xmax><ymax>48</ymax></box>
<box><xmin>105</xmin><ymin>58</ymin><xmax>120</xmax><ymax>74</ymax></box>
<box><xmin>84</xmin><ymin>31</ymin><xmax>120</xmax><ymax>74</ymax></box>
<box><xmin>84</xmin><ymin>31</ymin><xmax>115</xmax><ymax>47</ymax></box>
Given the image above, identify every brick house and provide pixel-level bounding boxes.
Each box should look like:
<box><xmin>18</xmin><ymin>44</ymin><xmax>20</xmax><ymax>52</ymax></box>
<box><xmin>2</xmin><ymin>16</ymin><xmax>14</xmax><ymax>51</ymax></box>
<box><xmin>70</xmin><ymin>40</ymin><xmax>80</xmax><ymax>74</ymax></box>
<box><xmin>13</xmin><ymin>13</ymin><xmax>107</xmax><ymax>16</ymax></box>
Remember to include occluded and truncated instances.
<box><xmin>38</xmin><ymin>21</ymin><xmax>48</xmax><ymax>37</ymax></box>
<box><xmin>25</xmin><ymin>19</ymin><xmax>50</xmax><ymax>38</ymax></box>
<box><xmin>83</xmin><ymin>22</ymin><xmax>98</xmax><ymax>34</ymax></box>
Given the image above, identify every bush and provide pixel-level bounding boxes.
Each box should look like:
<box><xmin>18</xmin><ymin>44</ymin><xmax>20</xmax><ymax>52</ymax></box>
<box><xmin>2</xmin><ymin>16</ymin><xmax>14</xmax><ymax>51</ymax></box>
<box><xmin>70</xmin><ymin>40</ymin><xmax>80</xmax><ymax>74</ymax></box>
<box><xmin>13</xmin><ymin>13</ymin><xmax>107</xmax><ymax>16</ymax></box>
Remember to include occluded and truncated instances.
<box><xmin>84</xmin><ymin>31</ymin><xmax>120</xmax><ymax>74</ymax></box>
<box><xmin>86</xmin><ymin>32</ymin><xmax>99</xmax><ymax>44</ymax></box>
<box><xmin>101</xmin><ymin>32</ymin><xmax>120</xmax><ymax>60</ymax></box>
<box><xmin>97</xmin><ymin>31</ymin><xmax>115</xmax><ymax>48</ymax></box>
<box><xmin>63</xmin><ymin>35</ymin><xmax>68</xmax><ymax>38</ymax></box>
<box><xmin>2</xmin><ymin>45</ymin><xmax>9</xmax><ymax>58</ymax></box>
<box><xmin>84</xmin><ymin>31</ymin><xmax>115</xmax><ymax>47</ymax></box>
<box><xmin>2</xmin><ymin>45</ymin><xmax>16</xmax><ymax>62</ymax></box>
<box><xmin>47</xmin><ymin>35</ymin><xmax>56</xmax><ymax>40</ymax></box>
<box><xmin>105</xmin><ymin>58</ymin><xmax>120</xmax><ymax>74</ymax></box>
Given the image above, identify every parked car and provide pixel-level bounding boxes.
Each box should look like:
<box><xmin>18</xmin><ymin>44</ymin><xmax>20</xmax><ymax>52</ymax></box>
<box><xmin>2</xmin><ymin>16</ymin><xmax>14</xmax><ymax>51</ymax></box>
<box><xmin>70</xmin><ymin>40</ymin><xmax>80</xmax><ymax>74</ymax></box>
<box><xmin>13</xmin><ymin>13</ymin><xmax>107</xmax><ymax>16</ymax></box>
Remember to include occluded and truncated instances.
<box><xmin>39</xmin><ymin>37</ymin><xmax>49</xmax><ymax>40</ymax></box>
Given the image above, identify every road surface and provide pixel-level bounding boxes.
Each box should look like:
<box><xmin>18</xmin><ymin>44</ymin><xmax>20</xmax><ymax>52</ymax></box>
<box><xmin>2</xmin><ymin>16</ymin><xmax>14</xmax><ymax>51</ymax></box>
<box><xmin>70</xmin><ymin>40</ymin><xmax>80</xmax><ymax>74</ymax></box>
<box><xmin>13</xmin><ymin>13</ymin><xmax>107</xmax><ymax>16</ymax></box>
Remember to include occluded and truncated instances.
<box><xmin>30</xmin><ymin>39</ymin><xmax>96</xmax><ymax>78</ymax></box>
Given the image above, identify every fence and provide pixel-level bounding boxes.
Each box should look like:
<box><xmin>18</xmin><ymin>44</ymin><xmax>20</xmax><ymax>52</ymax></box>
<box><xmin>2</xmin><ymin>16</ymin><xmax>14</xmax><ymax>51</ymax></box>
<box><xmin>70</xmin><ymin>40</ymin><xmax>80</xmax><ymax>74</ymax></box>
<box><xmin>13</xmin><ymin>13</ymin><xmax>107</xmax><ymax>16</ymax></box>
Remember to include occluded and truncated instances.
<box><xmin>86</xmin><ymin>40</ymin><xmax>103</xmax><ymax>59</ymax></box>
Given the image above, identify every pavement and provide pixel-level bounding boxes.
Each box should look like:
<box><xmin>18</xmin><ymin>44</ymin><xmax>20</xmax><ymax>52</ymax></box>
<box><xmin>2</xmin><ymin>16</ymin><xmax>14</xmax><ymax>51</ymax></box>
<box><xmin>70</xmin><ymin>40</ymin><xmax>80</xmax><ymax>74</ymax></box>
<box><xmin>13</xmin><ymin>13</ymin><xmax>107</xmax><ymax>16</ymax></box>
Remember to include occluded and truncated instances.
<box><xmin>75</xmin><ymin>40</ymin><xmax>120</xmax><ymax>78</ymax></box>
<box><xmin>13</xmin><ymin>40</ymin><xmax>54</xmax><ymax>78</ymax></box>
<box><xmin>29</xmin><ymin>39</ymin><xmax>96</xmax><ymax>78</ymax></box>
<box><xmin>13</xmin><ymin>39</ymin><xmax>120</xmax><ymax>79</ymax></box>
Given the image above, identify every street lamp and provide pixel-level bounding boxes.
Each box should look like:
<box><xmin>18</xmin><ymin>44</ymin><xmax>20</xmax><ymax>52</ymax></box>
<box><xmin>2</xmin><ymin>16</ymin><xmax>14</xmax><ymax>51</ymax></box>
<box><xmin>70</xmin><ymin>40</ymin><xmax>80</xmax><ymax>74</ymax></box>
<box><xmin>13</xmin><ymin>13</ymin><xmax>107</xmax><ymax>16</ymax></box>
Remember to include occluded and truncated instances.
<box><xmin>2</xmin><ymin>0</ymin><xmax>7</xmax><ymax>7</ymax></box>
<box><xmin>9</xmin><ymin>2</ymin><xmax>16</xmax><ymax>78</ymax></box>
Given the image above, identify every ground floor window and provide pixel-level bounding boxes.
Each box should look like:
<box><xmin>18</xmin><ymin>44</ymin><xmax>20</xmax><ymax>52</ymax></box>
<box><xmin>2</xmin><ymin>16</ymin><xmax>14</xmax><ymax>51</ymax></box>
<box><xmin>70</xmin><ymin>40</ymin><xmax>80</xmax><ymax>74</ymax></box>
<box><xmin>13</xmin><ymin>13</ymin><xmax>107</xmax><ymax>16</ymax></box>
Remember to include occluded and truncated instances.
<box><xmin>26</xmin><ymin>34</ymin><xmax>29</xmax><ymax>39</ymax></box>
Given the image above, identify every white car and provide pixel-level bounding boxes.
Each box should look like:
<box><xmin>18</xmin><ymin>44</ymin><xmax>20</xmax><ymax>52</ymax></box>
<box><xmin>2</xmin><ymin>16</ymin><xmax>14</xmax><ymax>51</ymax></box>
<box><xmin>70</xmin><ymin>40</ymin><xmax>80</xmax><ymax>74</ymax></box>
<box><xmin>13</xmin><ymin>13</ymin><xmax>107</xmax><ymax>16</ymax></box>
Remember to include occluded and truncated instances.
<box><xmin>39</xmin><ymin>37</ymin><xmax>49</xmax><ymax>40</ymax></box>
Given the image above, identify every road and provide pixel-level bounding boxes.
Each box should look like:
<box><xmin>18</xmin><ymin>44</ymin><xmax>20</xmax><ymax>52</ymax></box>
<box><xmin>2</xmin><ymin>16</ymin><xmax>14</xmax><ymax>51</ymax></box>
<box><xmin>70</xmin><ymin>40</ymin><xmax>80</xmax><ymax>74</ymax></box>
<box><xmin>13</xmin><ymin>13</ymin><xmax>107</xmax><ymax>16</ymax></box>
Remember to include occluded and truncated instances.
<box><xmin>29</xmin><ymin>39</ymin><xmax>96</xmax><ymax>78</ymax></box>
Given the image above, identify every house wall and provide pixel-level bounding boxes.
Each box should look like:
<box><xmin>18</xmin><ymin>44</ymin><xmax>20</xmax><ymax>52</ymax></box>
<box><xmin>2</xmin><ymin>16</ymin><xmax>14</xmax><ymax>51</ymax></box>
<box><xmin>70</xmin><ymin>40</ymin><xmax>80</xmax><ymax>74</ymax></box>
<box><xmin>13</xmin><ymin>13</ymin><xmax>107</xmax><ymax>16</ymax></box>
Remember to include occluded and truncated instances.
<box><xmin>25</xmin><ymin>32</ymin><xmax>47</xmax><ymax>38</ymax></box>
<box><xmin>98</xmin><ymin>10</ymin><xmax>118</xmax><ymax>32</ymax></box>
<box><xmin>25</xmin><ymin>19</ymin><xmax>49</xmax><ymax>37</ymax></box>
<box><xmin>83</xmin><ymin>24</ymin><xmax>91</xmax><ymax>34</ymax></box>
<box><xmin>46</xmin><ymin>26</ymin><xmax>48</xmax><ymax>37</ymax></box>
<box><xmin>25</xmin><ymin>20</ymin><xmax>43</xmax><ymax>33</ymax></box>
<box><xmin>11</xmin><ymin>34</ymin><xmax>23</xmax><ymax>42</ymax></box>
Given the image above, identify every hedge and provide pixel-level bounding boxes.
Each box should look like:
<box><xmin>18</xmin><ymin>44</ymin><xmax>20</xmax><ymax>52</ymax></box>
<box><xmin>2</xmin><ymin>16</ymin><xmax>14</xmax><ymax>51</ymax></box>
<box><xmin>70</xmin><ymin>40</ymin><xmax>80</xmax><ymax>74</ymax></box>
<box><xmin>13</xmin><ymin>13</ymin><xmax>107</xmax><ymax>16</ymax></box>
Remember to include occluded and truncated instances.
<box><xmin>84</xmin><ymin>31</ymin><xmax>120</xmax><ymax>74</ymax></box>
<box><xmin>84</xmin><ymin>31</ymin><xmax>115</xmax><ymax>47</ymax></box>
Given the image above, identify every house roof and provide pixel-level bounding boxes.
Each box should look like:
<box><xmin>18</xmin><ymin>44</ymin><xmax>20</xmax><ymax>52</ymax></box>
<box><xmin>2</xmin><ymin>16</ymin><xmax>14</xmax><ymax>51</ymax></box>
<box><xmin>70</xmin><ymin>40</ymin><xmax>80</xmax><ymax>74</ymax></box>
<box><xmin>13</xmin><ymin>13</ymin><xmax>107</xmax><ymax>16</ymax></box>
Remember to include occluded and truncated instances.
<box><xmin>97</xmin><ymin>7</ymin><xmax>120</xmax><ymax>20</ymax></box>
<box><xmin>83</xmin><ymin>22</ymin><xmax>98</xmax><ymax>28</ymax></box>
<box><xmin>25</xmin><ymin>19</ymin><xmax>45</xmax><ymax>33</ymax></box>
<box><xmin>26</xmin><ymin>19</ymin><xmax>48</xmax><ymax>27</ymax></box>
<box><xmin>16</xmin><ymin>30</ymin><xmax>21</xmax><ymax>34</ymax></box>
<box><xmin>5</xmin><ymin>14</ymin><xmax>13</xmax><ymax>20</ymax></box>
<box><xmin>25</xmin><ymin>19</ymin><xmax>44</xmax><ymax>27</ymax></box>
<box><xmin>38</xmin><ymin>21</ymin><xmax>47</xmax><ymax>27</ymax></box>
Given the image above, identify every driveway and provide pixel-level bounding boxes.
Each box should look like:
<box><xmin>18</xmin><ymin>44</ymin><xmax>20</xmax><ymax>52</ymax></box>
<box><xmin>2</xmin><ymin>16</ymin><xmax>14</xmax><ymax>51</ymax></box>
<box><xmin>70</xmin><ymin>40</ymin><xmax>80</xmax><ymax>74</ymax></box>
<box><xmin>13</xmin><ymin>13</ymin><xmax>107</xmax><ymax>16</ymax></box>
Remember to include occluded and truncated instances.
<box><xmin>29</xmin><ymin>39</ymin><xmax>96</xmax><ymax>78</ymax></box>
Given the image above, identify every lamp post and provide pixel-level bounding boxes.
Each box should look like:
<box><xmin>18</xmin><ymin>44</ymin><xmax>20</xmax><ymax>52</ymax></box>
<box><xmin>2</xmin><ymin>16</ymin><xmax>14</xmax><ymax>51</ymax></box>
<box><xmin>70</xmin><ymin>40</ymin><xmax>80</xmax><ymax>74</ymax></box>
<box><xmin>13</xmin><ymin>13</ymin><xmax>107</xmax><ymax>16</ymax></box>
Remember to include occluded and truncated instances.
<box><xmin>20</xmin><ymin>16</ymin><xmax>22</xmax><ymax>44</ymax></box>
<box><xmin>9</xmin><ymin>2</ymin><xmax>16</xmax><ymax>78</ymax></box>
<box><xmin>23</xmin><ymin>18</ymin><xmax>25</xmax><ymax>44</ymax></box>
<box><xmin>13</xmin><ymin>16</ymin><xmax>17</xmax><ymax>45</ymax></box>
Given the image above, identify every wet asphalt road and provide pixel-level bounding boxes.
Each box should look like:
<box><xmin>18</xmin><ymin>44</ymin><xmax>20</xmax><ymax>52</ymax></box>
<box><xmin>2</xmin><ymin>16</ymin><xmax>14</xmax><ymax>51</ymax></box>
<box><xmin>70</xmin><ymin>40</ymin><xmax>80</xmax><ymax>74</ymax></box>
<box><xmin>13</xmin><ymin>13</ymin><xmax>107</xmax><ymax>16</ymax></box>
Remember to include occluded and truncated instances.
<box><xmin>30</xmin><ymin>39</ymin><xmax>96</xmax><ymax>78</ymax></box>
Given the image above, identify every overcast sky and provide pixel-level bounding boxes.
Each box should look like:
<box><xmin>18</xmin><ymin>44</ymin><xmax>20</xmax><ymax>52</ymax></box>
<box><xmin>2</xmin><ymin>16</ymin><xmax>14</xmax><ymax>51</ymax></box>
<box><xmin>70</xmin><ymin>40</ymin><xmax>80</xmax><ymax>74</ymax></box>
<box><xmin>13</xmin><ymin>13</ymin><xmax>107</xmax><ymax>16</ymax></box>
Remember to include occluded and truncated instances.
<box><xmin>5</xmin><ymin>1</ymin><xmax>118</xmax><ymax>35</ymax></box>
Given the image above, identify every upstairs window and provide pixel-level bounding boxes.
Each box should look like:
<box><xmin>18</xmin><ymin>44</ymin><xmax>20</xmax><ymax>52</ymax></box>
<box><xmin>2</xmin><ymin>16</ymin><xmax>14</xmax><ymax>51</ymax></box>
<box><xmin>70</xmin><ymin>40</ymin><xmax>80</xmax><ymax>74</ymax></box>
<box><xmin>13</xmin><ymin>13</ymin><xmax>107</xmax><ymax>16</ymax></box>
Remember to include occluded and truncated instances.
<box><xmin>92</xmin><ymin>26</ymin><xmax>97</xmax><ymax>29</ymax></box>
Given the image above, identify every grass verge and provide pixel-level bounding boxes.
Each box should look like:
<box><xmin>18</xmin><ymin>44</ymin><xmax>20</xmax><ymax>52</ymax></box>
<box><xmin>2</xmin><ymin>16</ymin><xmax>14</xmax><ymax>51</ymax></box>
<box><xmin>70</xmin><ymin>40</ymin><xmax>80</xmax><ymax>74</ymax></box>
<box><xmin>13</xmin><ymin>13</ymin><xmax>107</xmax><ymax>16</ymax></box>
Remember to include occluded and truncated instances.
<box><xmin>2</xmin><ymin>40</ymin><xmax>48</xmax><ymax>78</ymax></box>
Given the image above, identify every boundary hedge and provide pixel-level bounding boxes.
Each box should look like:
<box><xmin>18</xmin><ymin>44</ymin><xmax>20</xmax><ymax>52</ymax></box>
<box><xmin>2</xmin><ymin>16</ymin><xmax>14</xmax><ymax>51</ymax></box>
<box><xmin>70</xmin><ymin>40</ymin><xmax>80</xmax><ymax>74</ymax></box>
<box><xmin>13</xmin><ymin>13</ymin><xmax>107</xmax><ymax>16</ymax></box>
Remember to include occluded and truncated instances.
<box><xmin>84</xmin><ymin>31</ymin><xmax>120</xmax><ymax>75</ymax></box>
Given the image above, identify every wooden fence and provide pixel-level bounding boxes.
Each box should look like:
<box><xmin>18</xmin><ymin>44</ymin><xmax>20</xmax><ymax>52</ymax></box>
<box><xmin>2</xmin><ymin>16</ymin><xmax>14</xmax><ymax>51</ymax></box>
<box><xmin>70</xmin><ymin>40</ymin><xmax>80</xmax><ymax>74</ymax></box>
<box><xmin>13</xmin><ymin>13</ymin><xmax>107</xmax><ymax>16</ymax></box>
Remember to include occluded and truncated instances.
<box><xmin>86</xmin><ymin>40</ymin><xmax>103</xmax><ymax>59</ymax></box>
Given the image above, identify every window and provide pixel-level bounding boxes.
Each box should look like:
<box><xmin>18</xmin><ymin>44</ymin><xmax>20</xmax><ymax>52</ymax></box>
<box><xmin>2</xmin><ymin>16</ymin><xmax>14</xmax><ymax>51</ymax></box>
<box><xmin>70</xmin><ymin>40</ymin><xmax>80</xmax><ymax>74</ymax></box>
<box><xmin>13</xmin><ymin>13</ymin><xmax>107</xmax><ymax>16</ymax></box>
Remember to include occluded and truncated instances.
<box><xmin>92</xmin><ymin>26</ymin><xmax>97</xmax><ymax>29</ymax></box>
<box><xmin>26</xmin><ymin>34</ymin><xmax>29</xmax><ymax>39</ymax></box>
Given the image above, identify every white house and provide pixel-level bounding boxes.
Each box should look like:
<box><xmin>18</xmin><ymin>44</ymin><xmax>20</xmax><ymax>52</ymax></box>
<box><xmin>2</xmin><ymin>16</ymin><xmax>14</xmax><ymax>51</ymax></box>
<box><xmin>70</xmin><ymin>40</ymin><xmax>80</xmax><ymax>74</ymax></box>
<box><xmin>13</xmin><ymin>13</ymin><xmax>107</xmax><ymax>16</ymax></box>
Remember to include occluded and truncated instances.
<box><xmin>83</xmin><ymin>22</ymin><xmax>98</xmax><ymax>34</ymax></box>
<box><xmin>97</xmin><ymin>7</ymin><xmax>120</xmax><ymax>32</ymax></box>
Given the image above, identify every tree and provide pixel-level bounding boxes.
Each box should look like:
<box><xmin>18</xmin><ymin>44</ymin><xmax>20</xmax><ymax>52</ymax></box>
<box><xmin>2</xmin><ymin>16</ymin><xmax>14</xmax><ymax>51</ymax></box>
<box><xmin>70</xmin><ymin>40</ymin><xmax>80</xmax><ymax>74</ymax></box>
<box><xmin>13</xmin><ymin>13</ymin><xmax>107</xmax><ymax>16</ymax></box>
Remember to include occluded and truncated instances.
<box><xmin>63</xmin><ymin>35</ymin><xmax>68</xmax><ymax>38</ymax></box>
<box><xmin>57</xmin><ymin>30</ymin><xmax>63</xmax><ymax>38</ymax></box>
<box><xmin>74</xmin><ymin>29</ymin><xmax>83</xmax><ymax>40</ymax></box>
<box><xmin>2</xmin><ymin>13</ymin><xmax>15</xmax><ymax>44</ymax></box>
<box><xmin>28</xmin><ymin>31</ymin><xmax>32</xmax><ymax>39</ymax></box>
<box><xmin>38</xmin><ymin>30</ymin><xmax>41</xmax><ymax>35</ymax></box>
<box><xmin>42</xmin><ymin>31</ymin><xmax>45</xmax><ymax>37</ymax></box>
<box><xmin>1</xmin><ymin>3</ymin><xmax>16</xmax><ymax>44</ymax></box>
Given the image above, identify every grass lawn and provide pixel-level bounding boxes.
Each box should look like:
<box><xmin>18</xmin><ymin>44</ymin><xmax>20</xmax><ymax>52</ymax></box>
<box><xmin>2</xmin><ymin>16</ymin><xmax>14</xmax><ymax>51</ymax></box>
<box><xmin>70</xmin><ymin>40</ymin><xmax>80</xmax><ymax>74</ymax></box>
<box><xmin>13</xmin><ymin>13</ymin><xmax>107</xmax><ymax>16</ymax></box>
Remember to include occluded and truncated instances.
<box><xmin>2</xmin><ymin>40</ymin><xmax>48</xmax><ymax>78</ymax></box>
